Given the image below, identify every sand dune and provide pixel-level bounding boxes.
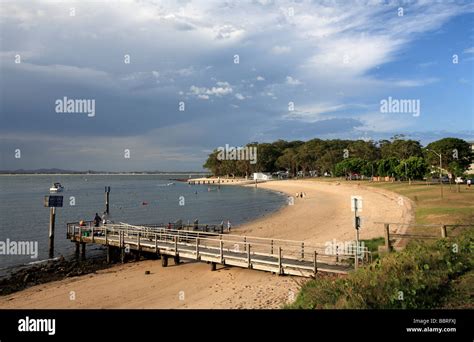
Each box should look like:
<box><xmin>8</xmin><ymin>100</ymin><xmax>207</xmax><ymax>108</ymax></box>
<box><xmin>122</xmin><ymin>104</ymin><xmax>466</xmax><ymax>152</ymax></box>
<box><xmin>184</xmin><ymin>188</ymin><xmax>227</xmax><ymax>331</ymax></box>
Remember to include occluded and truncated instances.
<box><xmin>0</xmin><ymin>180</ymin><xmax>413</xmax><ymax>309</ymax></box>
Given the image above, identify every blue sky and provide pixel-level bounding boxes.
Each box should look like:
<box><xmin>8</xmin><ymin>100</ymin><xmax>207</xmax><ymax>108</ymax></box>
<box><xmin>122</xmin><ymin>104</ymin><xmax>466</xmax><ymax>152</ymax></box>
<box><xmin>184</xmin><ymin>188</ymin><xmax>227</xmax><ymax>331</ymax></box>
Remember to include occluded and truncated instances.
<box><xmin>0</xmin><ymin>0</ymin><xmax>473</xmax><ymax>171</ymax></box>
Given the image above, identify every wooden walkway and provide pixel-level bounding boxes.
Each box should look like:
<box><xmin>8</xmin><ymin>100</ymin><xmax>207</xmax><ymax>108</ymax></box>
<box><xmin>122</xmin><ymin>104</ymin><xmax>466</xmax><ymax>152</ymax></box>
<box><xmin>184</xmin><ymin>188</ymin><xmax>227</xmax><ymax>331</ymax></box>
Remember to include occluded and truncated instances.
<box><xmin>66</xmin><ymin>222</ymin><xmax>365</xmax><ymax>277</ymax></box>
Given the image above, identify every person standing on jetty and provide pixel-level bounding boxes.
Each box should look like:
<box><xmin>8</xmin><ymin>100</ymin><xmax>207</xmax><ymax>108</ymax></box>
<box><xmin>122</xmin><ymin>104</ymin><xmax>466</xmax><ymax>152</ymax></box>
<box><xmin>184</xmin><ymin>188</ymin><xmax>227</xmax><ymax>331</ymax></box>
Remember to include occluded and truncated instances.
<box><xmin>227</xmin><ymin>220</ymin><xmax>232</xmax><ymax>232</ymax></box>
<box><xmin>93</xmin><ymin>213</ymin><xmax>101</xmax><ymax>227</ymax></box>
<box><xmin>101</xmin><ymin>211</ymin><xmax>108</xmax><ymax>224</ymax></box>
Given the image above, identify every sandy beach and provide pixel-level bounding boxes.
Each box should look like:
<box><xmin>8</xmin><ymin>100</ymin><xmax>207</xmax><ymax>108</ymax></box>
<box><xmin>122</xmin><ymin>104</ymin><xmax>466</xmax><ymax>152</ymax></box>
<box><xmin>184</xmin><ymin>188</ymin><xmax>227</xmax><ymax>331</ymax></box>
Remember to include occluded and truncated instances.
<box><xmin>0</xmin><ymin>180</ymin><xmax>414</xmax><ymax>309</ymax></box>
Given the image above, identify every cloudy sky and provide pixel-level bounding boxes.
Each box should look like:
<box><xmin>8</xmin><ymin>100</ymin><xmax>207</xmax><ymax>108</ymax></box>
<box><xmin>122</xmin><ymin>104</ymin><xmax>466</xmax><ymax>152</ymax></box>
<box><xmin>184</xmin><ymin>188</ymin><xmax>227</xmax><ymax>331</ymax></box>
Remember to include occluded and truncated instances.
<box><xmin>1</xmin><ymin>0</ymin><xmax>473</xmax><ymax>171</ymax></box>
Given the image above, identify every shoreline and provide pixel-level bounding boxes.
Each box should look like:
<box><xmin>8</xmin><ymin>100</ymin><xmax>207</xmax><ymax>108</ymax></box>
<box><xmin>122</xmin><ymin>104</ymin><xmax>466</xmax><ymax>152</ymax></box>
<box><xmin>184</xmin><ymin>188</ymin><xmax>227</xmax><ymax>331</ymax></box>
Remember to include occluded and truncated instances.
<box><xmin>0</xmin><ymin>179</ymin><xmax>414</xmax><ymax>309</ymax></box>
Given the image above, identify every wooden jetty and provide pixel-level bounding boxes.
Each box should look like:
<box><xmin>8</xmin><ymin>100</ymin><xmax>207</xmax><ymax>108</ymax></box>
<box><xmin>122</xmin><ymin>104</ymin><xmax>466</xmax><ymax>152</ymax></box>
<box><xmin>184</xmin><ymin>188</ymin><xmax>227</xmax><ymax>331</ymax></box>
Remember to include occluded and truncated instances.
<box><xmin>187</xmin><ymin>177</ymin><xmax>255</xmax><ymax>185</ymax></box>
<box><xmin>66</xmin><ymin>222</ymin><xmax>367</xmax><ymax>277</ymax></box>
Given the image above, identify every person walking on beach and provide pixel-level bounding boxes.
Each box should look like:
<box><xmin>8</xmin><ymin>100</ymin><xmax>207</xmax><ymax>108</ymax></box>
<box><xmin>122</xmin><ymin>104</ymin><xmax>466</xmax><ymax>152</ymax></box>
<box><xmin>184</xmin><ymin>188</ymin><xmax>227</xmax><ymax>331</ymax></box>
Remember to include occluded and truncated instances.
<box><xmin>93</xmin><ymin>213</ymin><xmax>101</xmax><ymax>227</ymax></box>
<box><xmin>468</xmin><ymin>179</ymin><xmax>471</xmax><ymax>188</ymax></box>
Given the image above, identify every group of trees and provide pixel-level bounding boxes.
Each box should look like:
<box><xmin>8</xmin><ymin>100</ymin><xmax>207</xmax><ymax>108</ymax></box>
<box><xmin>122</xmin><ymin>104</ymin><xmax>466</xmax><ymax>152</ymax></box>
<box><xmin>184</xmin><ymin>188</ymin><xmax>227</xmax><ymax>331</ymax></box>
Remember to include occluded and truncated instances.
<box><xmin>203</xmin><ymin>136</ymin><xmax>473</xmax><ymax>180</ymax></box>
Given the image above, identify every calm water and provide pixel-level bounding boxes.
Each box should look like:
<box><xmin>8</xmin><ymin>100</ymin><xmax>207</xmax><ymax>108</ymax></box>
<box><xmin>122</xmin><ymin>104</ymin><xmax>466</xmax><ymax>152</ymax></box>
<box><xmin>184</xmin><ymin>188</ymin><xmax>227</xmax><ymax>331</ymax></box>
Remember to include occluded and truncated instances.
<box><xmin>0</xmin><ymin>175</ymin><xmax>286</xmax><ymax>271</ymax></box>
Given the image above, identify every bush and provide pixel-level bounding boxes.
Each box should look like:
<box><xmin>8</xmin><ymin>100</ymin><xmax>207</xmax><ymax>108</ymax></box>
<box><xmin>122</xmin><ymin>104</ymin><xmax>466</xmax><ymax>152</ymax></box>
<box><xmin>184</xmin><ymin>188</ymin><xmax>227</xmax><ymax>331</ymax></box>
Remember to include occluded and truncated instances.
<box><xmin>289</xmin><ymin>229</ymin><xmax>473</xmax><ymax>309</ymax></box>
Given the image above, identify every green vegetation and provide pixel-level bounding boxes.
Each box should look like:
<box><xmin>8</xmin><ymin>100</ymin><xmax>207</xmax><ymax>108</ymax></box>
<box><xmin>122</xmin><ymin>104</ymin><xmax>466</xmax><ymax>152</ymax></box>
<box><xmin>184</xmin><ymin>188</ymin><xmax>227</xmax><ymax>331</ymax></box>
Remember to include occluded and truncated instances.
<box><xmin>203</xmin><ymin>136</ymin><xmax>472</xmax><ymax>180</ymax></box>
<box><xmin>289</xmin><ymin>229</ymin><xmax>473</xmax><ymax>309</ymax></box>
<box><xmin>298</xmin><ymin>177</ymin><xmax>474</xmax><ymax>309</ymax></box>
<box><xmin>366</xmin><ymin>182</ymin><xmax>474</xmax><ymax>230</ymax></box>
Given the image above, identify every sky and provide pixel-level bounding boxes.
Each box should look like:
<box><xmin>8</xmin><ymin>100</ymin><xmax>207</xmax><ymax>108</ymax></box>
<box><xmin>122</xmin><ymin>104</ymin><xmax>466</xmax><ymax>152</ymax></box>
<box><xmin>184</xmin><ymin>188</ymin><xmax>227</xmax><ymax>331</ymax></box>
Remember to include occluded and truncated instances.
<box><xmin>1</xmin><ymin>0</ymin><xmax>473</xmax><ymax>172</ymax></box>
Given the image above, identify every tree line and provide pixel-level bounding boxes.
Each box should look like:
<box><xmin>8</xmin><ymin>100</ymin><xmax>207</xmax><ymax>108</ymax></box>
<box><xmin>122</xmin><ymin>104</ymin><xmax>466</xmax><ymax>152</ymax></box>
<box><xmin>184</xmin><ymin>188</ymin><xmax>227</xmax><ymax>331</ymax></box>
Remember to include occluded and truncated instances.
<box><xmin>203</xmin><ymin>136</ymin><xmax>473</xmax><ymax>180</ymax></box>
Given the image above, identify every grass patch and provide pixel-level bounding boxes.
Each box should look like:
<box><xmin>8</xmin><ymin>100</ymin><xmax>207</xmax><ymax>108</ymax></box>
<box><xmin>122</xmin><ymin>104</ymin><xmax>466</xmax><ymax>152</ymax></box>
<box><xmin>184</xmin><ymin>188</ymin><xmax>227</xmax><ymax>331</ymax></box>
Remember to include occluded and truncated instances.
<box><xmin>362</xmin><ymin>237</ymin><xmax>385</xmax><ymax>252</ymax></box>
<box><xmin>295</xmin><ymin>178</ymin><xmax>473</xmax><ymax>309</ymax></box>
<box><xmin>289</xmin><ymin>229</ymin><xmax>473</xmax><ymax>309</ymax></box>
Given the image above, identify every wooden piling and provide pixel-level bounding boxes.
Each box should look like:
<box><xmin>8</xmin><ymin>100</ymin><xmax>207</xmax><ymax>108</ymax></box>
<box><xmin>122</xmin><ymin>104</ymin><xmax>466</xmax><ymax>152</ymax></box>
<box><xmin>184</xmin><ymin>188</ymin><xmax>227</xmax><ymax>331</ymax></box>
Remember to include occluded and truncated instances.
<box><xmin>211</xmin><ymin>262</ymin><xmax>216</xmax><ymax>271</ymax></box>
<box><xmin>80</xmin><ymin>243</ymin><xmax>86</xmax><ymax>260</ymax></box>
<box><xmin>105</xmin><ymin>186</ymin><xmax>110</xmax><ymax>215</ymax></box>
<box><xmin>75</xmin><ymin>242</ymin><xmax>80</xmax><ymax>259</ymax></box>
<box><xmin>384</xmin><ymin>223</ymin><xmax>392</xmax><ymax>252</ymax></box>
<box><xmin>162</xmin><ymin>255</ymin><xmax>168</xmax><ymax>267</ymax></box>
<box><xmin>137</xmin><ymin>232</ymin><xmax>141</xmax><ymax>260</ymax></box>
<box><xmin>247</xmin><ymin>243</ymin><xmax>251</xmax><ymax>268</ymax></box>
<box><xmin>313</xmin><ymin>251</ymin><xmax>318</xmax><ymax>275</ymax></box>
<box><xmin>441</xmin><ymin>225</ymin><xmax>447</xmax><ymax>238</ymax></box>
<box><xmin>220</xmin><ymin>240</ymin><xmax>224</xmax><ymax>263</ymax></box>
<box><xmin>278</xmin><ymin>247</ymin><xmax>282</xmax><ymax>275</ymax></box>
<box><xmin>196</xmin><ymin>238</ymin><xmax>200</xmax><ymax>260</ymax></box>
<box><xmin>48</xmin><ymin>207</ymin><xmax>56</xmax><ymax>258</ymax></box>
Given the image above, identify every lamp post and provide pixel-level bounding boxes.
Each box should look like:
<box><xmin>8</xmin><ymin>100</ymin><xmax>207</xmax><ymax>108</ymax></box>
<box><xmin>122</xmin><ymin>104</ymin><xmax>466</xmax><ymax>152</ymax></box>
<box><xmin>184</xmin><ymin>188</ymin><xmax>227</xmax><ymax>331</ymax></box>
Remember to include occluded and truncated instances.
<box><xmin>427</xmin><ymin>149</ymin><xmax>443</xmax><ymax>199</ymax></box>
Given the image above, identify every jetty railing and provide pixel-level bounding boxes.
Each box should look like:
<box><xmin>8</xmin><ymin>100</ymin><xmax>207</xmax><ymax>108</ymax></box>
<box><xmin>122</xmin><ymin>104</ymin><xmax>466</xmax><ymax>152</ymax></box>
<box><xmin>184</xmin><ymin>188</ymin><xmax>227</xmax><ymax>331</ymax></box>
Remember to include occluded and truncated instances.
<box><xmin>67</xmin><ymin>222</ymin><xmax>371</xmax><ymax>277</ymax></box>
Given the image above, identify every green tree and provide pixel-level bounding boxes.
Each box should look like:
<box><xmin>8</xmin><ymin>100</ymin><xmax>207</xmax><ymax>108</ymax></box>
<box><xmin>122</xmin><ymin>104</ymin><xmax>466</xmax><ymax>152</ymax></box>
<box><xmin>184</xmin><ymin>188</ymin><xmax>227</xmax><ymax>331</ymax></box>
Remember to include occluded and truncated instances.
<box><xmin>334</xmin><ymin>158</ymin><xmax>367</xmax><ymax>177</ymax></box>
<box><xmin>347</xmin><ymin>140</ymin><xmax>379</xmax><ymax>161</ymax></box>
<box><xmin>276</xmin><ymin>148</ymin><xmax>298</xmax><ymax>176</ymax></box>
<box><xmin>380</xmin><ymin>137</ymin><xmax>423</xmax><ymax>160</ymax></box>
<box><xmin>425</xmin><ymin>138</ymin><xmax>472</xmax><ymax>176</ymax></box>
<box><xmin>395</xmin><ymin>156</ymin><xmax>427</xmax><ymax>180</ymax></box>
<box><xmin>377</xmin><ymin>158</ymin><xmax>399</xmax><ymax>177</ymax></box>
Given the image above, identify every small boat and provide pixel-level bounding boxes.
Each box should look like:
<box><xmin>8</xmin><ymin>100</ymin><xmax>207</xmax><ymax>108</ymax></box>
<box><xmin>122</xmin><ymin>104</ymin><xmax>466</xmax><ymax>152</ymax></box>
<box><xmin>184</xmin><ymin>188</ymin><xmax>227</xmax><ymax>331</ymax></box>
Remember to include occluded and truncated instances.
<box><xmin>49</xmin><ymin>182</ymin><xmax>64</xmax><ymax>193</ymax></box>
<box><xmin>156</xmin><ymin>182</ymin><xmax>175</xmax><ymax>187</ymax></box>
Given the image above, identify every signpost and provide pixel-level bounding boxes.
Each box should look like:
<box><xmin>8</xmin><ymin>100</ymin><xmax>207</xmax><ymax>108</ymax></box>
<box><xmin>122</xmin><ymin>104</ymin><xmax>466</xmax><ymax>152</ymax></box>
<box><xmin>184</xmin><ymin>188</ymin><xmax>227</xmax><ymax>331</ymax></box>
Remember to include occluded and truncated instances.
<box><xmin>351</xmin><ymin>196</ymin><xmax>362</xmax><ymax>269</ymax></box>
<box><xmin>44</xmin><ymin>195</ymin><xmax>63</xmax><ymax>258</ymax></box>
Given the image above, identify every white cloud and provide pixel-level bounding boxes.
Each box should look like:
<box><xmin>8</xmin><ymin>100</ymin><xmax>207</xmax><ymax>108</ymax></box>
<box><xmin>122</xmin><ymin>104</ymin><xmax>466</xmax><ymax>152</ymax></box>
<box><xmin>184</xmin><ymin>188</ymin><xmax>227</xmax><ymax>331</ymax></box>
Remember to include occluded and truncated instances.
<box><xmin>176</xmin><ymin>67</ymin><xmax>194</xmax><ymax>76</ymax></box>
<box><xmin>189</xmin><ymin>81</ymin><xmax>233</xmax><ymax>99</ymax></box>
<box><xmin>256</xmin><ymin>76</ymin><xmax>265</xmax><ymax>81</ymax></box>
<box><xmin>388</xmin><ymin>78</ymin><xmax>439</xmax><ymax>87</ymax></box>
<box><xmin>271</xmin><ymin>45</ymin><xmax>291</xmax><ymax>54</ymax></box>
<box><xmin>284</xmin><ymin>103</ymin><xmax>347</xmax><ymax>122</ymax></box>
<box><xmin>235</xmin><ymin>93</ymin><xmax>245</xmax><ymax>100</ymax></box>
<box><xmin>213</xmin><ymin>24</ymin><xmax>245</xmax><ymax>40</ymax></box>
<box><xmin>355</xmin><ymin>112</ymin><xmax>414</xmax><ymax>133</ymax></box>
<box><xmin>286</xmin><ymin>76</ymin><xmax>302</xmax><ymax>85</ymax></box>
<box><xmin>464</xmin><ymin>47</ymin><xmax>474</xmax><ymax>54</ymax></box>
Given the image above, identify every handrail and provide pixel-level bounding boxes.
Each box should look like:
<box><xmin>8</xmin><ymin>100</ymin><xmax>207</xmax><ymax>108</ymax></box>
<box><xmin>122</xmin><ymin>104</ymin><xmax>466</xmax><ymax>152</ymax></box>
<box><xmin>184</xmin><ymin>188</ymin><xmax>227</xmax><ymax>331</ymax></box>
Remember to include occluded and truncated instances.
<box><xmin>67</xmin><ymin>223</ymin><xmax>370</xmax><ymax>259</ymax></box>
